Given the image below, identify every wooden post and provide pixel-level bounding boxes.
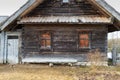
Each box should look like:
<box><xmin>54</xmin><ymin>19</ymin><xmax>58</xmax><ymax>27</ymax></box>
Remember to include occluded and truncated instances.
<box><xmin>112</xmin><ymin>47</ymin><xmax>117</xmax><ymax>66</ymax></box>
<box><xmin>0</xmin><ymin>31</ymin><xmax>6</xmax><ymax>63</ymax></box>
<box><xmin>0</xmin><ymin>33</ymin><xmax>3</xmax><ymax>63</ymax></box>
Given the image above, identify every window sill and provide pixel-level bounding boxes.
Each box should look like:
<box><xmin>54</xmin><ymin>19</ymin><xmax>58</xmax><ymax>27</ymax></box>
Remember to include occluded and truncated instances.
<box><xmin>40</xmin><ymin>48</ymin><xmax>52</xmax><ymax>52</ymax></box>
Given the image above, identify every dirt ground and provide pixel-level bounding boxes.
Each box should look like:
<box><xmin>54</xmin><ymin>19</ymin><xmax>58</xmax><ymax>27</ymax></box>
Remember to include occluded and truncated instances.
<box><xmin>0</xmin><ymin>64</ymin><xmax>120</xmax><ymax>80</ymax></box>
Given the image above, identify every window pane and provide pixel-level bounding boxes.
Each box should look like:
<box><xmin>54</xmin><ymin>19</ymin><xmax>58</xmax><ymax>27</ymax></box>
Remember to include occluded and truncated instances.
<box><xmin>41</xmin><ymin>32</ymin><xmax>50</xmax><ymax>39</ymax></box>
<box><xmin>80</xmin><ymin>34</ymin><xmax>89</xmax><ymax>39</ymax></box>
<box><xmin>41</xmin><ymin>40</ymin><xmax>46</xmax><ymax>48</ymax></box>
<box><xmin>80</xmin><ymin>40</ymin><xmax>89</xmax><ymax>48</ymax></box>
<box><xmin>46</xmin><ymin>40</ymin><xmax>51</xmax><ymax>48</ymax></box>
<box><xmin>79</xmin><ymin>33</ymin><xmax>89</xmax><ymax>48</ymax></box>
<box><xmin>40</xmin><ymin>31</ymin><xmax>51</xmax><ymax>49</ymax></box>
<box><xmin>63</xmin><ymin>0</ymin><xmax>69</xmax><ymax>3</ymax></box>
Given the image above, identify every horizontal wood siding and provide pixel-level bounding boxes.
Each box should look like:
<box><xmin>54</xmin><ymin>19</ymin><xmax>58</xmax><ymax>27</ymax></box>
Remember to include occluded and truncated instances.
<box><xmin>22</xmin><ymin>24</ymin><xmax>107</xmax><ymax>57</ymax></box>
<box><xmin>22</xmin><ymin>29</ymin><xmax>40</xmax><ymax>56</ymax></box>
<box><xmin>91</xmin><ymin>31</ymin><xmax>107</xmax><ymax>52</ymax></box>
<box><xmin>53</xmin><ymin>30</ymin><xmax>77</xmax><ymax>52</ymax></box>
<box><xmin>27</xmin><ymin>0</ymin><xmax>103</xmax><ymax>16</ymax></box>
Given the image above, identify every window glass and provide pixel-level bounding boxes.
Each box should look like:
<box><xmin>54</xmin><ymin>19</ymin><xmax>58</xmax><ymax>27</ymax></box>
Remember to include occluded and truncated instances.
<box><xmin>79</xmin><ymin>33</ymin><xmax>89</xmax><ymax>48</ymax></box>
<box><xmin>63</xmin><ymin>0</ymin><xmax>69</xmax><ymax>3</ymax></box>
<box><xmin>40</xmin><ymin>32</ymin><xmax>51</xmax><ymax>49</ymax></box>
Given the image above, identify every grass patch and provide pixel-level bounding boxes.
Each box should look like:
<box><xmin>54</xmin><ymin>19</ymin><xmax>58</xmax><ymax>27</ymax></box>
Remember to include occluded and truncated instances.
<box><xmin>0</xmin><ymin>64</ymin><xmax>120</xmax><ymax>80</ymax></box>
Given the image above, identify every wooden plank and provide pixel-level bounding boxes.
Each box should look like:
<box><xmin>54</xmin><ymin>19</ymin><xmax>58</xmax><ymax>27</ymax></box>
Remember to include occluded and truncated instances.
<box><xmin>0</xmin><ymin>33</ymin><xmax>4</xmax><ymax>63</ymax></box>
<box><xmin>22</xmin><ymin>25</ymin><xmax>108</xmax><ymax>57</ymax></box>
<box><xmin>7</xmin><ymin>39</ymin><xmax>19</xmax><ymax>64</ymax></box>
<box><xmin>96</xmin><ymin>0</ymin><xmax>120</xmax><ymax>21</ymax></box>
<box><xmin>0</xmin><ymin>32</ymin><xmax>4</xmax><ymax>63</ymax></box>
<box><xmin>27</xmin><ymin>0</ymin><xmax>104</xmax><ymax>17</ymax></box>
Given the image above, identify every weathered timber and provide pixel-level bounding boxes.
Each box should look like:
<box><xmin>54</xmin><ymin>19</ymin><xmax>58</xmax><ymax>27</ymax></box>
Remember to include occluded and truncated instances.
<box><xmin>21</xmin><ymin>24</ymin><xmax>107</xmax><ymax>58</ymax></box>
<box><xmin>26</xmin><ymin>0</ymin><xmax>103</xmax><ymax>17</ymax></box>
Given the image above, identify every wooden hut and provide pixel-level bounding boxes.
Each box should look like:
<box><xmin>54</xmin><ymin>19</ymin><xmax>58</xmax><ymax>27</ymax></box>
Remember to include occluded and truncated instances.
<box><xmin>0</xmin><ymin>0</ymin><xmax>120</xmax><ymax>64</ymax></box>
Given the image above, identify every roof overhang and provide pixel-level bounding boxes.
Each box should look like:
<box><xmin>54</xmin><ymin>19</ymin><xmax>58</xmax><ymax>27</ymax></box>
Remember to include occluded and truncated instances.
<box><xmin>0</xmin><ymin>0</ymin><xmax>44</xmax><ymax>30</ymax></box>
<box><xmin>88</xmin><ymin>0</ymin><xmax>120</xmax><ymax>31</ymax></box>
<box><xmin>18</xmin><ymin>16</ymin><xmax>113</xmax><ymax>24</ymax></box>
<box><xmin>0</xmin><ymin>0</ymin><xmax>120</xmax><ymax>32</ymax></box>
<box><xmin>0</xmin><ymin>16</ymin><xmax>9</xmax><ymax>26</ymax></box>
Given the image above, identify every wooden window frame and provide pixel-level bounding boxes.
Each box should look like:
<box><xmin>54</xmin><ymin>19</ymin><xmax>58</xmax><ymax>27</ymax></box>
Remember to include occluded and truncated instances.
<box><xmin>39</xmin><ymin>31</ymin><xmax>52</xmax><ymax>51</ymax></box>
<box><xmin>78</xmin><ymin>31</ymin><xmax>91</xmax><ymax>49</ymax></box>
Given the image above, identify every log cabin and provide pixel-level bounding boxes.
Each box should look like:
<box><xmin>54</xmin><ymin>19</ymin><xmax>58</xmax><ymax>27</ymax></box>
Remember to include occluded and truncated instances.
<box><xmin>0</xmin><ymin>0</ymin><xmax>120</xmax><ymax>65</ymax></box>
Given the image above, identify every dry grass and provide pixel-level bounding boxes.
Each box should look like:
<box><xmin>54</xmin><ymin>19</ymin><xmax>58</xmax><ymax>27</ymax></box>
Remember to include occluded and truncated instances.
<box><xmin>0</xmin><ymin>64</ymin><xmax>76</xmax><ymax>80</ymax></box>
<box><xmin>87</xmin><ymin>49</ymin><xmax>106</xmax><ymax>72</ymax></box>
<box><xmin>0</xmin><ymin>64</ymin><xmax>120</xmax><ymax>80</ymax></box>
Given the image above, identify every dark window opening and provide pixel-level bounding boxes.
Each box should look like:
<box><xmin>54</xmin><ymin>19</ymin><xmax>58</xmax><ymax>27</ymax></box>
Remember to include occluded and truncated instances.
<box><xmin>8</xmin><ymin>36</ymin><xmax>18</xmax><ymax>39</ymax></box>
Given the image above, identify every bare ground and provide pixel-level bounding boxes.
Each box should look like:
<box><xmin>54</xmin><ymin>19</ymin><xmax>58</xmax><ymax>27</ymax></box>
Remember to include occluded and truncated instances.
<box><xmin>0</xmin><ymin>64</ymin><xmax>120</xmax><ymax>80</ymax></box>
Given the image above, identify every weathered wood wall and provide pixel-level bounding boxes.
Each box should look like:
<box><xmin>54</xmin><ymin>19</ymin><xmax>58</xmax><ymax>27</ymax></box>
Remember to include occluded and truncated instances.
<box><xmin>21</xmin><ymin>24</ymin><xmax>107</xmax><ymax>58</ymax></box>
<box><xmin>0</xmin><ymin>33</ymin><xmax>3</xmax><ymax>63</ymax></box>
<box><xmin>27</xmin><ymin>0</ymin><xmax>103</xmax><ymax>16</ymax></box>
<box><xmin>0</xmin><ymin>32</ymin><xmax>7</xmax><ymax>63</ymax></box>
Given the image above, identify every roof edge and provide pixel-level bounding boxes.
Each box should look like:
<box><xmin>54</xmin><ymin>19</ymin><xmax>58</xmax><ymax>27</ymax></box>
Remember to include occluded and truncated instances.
<box><xmin>0</xmin><ymin>16</ymin><xmax>9</xmax><ymax>26</ymax></box>
<box><xmin>1</xmin><ymin>0</ymin><xmax>44</xmax><ymax>30</ymax></box>
<box><xmin>1</xmin><ymin>0</ymin><xmax>120</xmax><ymax>31</ymax></box>
<box><xmin>95</xmin><ymin>0</ymin><xmax>120</xmax><ymax>21</ymax></box>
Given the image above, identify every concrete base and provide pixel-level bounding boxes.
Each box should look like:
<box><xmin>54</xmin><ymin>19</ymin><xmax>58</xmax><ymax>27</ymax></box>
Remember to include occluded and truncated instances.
<box><xmin>22</xmin><ymin>57</ymin><xmax>77</xmax><ymax>63</ymax></box>
<box><xmin>22</xmin><ymin>57</ymin><xmax>108</xmax><ymax>66</ymax></box>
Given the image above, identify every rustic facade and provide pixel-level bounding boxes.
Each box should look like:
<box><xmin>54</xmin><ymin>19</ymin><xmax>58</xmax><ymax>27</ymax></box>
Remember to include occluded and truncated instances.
<box><xmin>0</xmin><ymin>0</ymin><xmax>120</xmax><ymax>64</ymax></box>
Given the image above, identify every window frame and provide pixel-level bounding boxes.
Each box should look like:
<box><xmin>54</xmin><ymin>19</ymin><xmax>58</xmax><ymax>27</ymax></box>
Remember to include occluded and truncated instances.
<box><xmin>78</xmin><ymin>31</ymin><xmax>91</xmax><ymax>49</ymax></box>
<box><xmin>39</xmin><ymin>31</ymin><xmax>52</xmax><ymax>50</ymax></box>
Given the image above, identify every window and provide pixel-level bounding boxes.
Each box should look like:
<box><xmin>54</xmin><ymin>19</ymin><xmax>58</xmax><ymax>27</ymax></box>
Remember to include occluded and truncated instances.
<box><xmin>40</xmin><ymin>31</ymin><xmax>51</xmax><ymax>49</ymax></box>
<box><xmin>79</xmin><ymin>32</ymin><xmax>90</xmax><ymax>48</ymax></box>
<box><xmin>63</xmin><ymin>0</ymin><xmax>69</xmax><ymax>3</ymax></box>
